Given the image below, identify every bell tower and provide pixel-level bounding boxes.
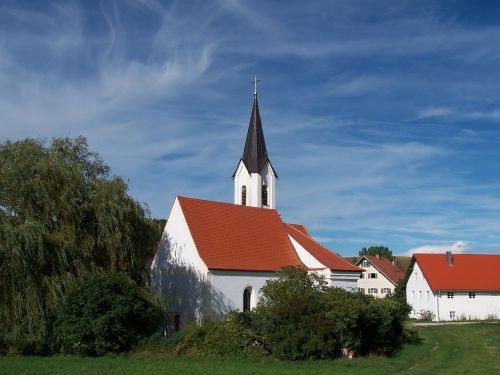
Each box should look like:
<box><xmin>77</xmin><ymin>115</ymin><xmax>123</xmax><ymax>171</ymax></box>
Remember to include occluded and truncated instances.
<box><xmin>233</xmin><ymin>80</ymin><xmax>277</xmax><ymax>209</ymax></box>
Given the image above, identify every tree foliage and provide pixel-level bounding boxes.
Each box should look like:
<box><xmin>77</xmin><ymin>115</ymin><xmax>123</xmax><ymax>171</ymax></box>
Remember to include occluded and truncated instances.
<box><xmin>53</xmin><ymin>271</ymin><xmax>161</xmax><ymax>356</ymax></box>
<box><xmin>0</xmin><ymin>137</ymin><xmax>159</xmax><ymax>353</ymax></box>
<box><xmin>359</xmin><ymin>245</ymin><xmax>393</xmax><ymax>260</ymax></box>
<box><xmin>252</xmin><ymin>267</ymin><xmax>338</xmax><ymax>360</ymax></box>
<box><xmin>251</xmin><ymin>267</ymin><xmax>413</xmax><ymax>359</ymax></box>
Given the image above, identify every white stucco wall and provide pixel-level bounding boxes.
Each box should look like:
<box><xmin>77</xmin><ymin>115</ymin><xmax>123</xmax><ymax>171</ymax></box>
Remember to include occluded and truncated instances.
<box><xmin>356</xmin><ymin>259</ymin><xmax>396</xmax><ymax>298</ymax></box>
<box><xmin>289</xmin><ymin>236</ymin><xmax>326</xmax><ymax>269</ymax></box>
<box><xmin>153</xmin><ymin>197</ymin><xmax>208</xmax><ymax>274</ymax></box>
<box><xmin>406</xmin><ymin>262</ymin><xmax>500</xmax><ymax>321</ymax></box>
<box><xmin>234</xmin><ymin>161</ymin><xmax>276</xmax><ymax>209</ymax></box>
<box><xmin>330</xmin><ymin>270</ymin><xmax>360</xmax><ymax>291</ymax></box>
<box><xmin>208</xmin><ymin>270</ymin><xmax>277</xmax><ymax>311</ymax></box>
<box><xmin>151</xmin><ymin>198</ymin><xmax>212</xmax><ymax>326</ymax></box>
<box><xmin>406</xmin><ymin>263</ymin><xmax>436</xmax><ymax>318</ymax></box>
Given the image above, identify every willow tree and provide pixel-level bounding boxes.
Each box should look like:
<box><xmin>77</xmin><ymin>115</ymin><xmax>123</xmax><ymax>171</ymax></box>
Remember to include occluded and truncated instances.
<box><xmin>0</xmin><ymin>136</ymin><xmax>158</xmax><ymax>353</ymax></box>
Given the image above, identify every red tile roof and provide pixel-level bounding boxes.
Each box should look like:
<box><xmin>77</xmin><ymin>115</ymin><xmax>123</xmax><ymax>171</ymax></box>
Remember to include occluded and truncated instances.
<box><xmin>177</xmin><ymin>196</ymin><xmax>304</xmax><ymax>271</ymax></box>
<box><xmin>285</xmin><ymin>224</ymin><xmax>362</xmax><ymax>272</ymax></box>
<box><xmin>358</xmin><ymin>256</ymin><xmax>406</xmax><ymax>285</ymax></box>
<box><xmin>414</xmin><ymin>253</ymin><xmax>500</xmax><ymax>291</ymax></box>
<box><xmin>287</xmin><ymin>224</ymin><xmax>311</xmax><ymax>237</ymax></box>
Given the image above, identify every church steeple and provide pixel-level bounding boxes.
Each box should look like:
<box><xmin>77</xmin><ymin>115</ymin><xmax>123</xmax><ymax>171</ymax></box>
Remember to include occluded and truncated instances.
<box><xmin>241</xmin><ymin>93</ymin><xmax>270</xmax><ymax>174</ymax></box>
<box><xmin>233</xmin><ymin>82</ymin><xmax>277</xmax><ymax>209</ymax></box>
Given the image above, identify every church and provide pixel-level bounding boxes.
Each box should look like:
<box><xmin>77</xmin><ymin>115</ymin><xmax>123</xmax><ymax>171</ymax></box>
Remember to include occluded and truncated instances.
<box><xmin>151</xmin><ymin>86</ymin><xmax>362</xmax><ymax>326</ymax></box>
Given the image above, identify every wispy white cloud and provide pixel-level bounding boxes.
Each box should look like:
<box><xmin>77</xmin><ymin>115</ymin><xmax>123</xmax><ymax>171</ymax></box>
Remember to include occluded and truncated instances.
<box><xmin>415</xmin><ymin>107</ymin><xmax>454</xmax><ymax>119</ymax></box>
<box><xmin>326</xmin><ymin>75</ymin><xmax>395</xmax><ymax>97</ymax></box>
<box><xmin>468</xmin><ymin>109</ymin><xmax>500</xmax><ymax>121</ymax></box>
<box><xmin>407</xmin><ymin>240</ymin><xmax>468</xmax><ymax>255</ymax></box>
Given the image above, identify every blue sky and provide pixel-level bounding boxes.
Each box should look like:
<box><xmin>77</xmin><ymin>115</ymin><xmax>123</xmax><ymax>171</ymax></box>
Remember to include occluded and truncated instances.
<box><xmin>2</xmin><ymin>1</ymin><xmax>500</xmax><ymax>256</ymax></box>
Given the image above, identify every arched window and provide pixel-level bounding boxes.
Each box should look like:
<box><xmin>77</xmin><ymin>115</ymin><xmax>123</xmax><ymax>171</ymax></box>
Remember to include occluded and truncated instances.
<box><xmin>262</xmin><ymin>185</ymin><xmax>268</xmax><ymax>206</ymax></box>
<box><xmin>243</xmin><ymin>287</ymin><xmax>252</xmax><ymax>312</ymax></box>
<box><xmin>241</xmin><ymin>186</ymin><xmax>247</xmax><ymax>206</ymax></box>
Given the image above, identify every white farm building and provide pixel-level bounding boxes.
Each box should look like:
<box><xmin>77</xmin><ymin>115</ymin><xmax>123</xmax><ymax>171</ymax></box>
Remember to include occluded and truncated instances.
<box><xmin>406</xmin><ymin>252</ymin><xmax>500</xmax><ymax>321</ymax></box>
<box><xmin>355</xmin><ymin>255</ymin><xmax>406</xmax><ymax>298</ymax></box>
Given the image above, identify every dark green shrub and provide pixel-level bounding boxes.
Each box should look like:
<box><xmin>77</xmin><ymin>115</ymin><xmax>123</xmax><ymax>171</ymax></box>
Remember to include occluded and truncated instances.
<box><xmin>323</xmin><ymin>287</ymin><xmax>370</xmax><ymax>356</ymax></box>
<box><xmin>252</xmin><ymin>267</ymin><xmax>339</xmax><ymax>360</ymax></box>
<box><xmin>360</xmin><ymin>297</ymin><xmax>406</xmax><ymax>355</ymax></box>
<box><xmin>134</xmin><ymin>332</ymin><xmax>171</xmax><ymax>355</ymax></box>
<box><xmin>53</xmin><ymin>271</ymin><xmax>161</xmax><ymax>356</ymax></box>
<box><xmin>252</xmin><ymin>266</ymin><xmax>415</xmax><ymax>359</ymax></box>
<box><xmin>169</xmin><ymin>314</ymin><xmax>268</xmax><ymax>358</ymax></box>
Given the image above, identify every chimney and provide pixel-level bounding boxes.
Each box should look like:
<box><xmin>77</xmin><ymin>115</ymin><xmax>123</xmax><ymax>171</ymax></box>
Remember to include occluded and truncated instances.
<box><xmin>376</xmin><ymin>254</ymin><xmax>380</xmax><ymax>259</ymax></box>
<box><xmin>446</xmin><ymin>251</ymin><xmax>453</xmax><ymax>267</ymax></box>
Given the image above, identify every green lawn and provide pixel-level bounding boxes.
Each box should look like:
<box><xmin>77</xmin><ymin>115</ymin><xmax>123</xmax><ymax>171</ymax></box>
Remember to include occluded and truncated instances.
<box><xmin>1</xmin><ymin>323</ymin><xmax>499</xmax><ymax>375</ymax></box>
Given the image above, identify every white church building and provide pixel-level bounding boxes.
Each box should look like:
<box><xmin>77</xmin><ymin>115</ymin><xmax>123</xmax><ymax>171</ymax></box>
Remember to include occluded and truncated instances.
<box><xmin>151</xmin><ymin>88</ymin><xmax>362</xmax><ymax>327</ymax></box>
<box><xmin>406</xmin><ymin>252</ymin><xmax>500</xmax><ymax>321</ymax></box>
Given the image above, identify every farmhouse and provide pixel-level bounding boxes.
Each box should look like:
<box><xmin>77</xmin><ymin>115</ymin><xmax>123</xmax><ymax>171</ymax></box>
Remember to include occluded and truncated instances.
<box><xmin>151</xmin><ymin>88</ymin><xmax>361</xmax><ymax>325</ymax></box>
<box><xmin>406</xmin><ymin>252</ymin><xmax>500</xmax><ymax>321</ymax></box>
<box><xmin>355</xmin><ymin>255</ymin><xmax>406</xmax><ymax>297</ymax></box>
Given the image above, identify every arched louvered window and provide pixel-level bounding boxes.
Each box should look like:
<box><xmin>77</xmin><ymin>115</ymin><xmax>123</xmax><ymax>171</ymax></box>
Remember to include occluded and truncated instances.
<box><xmin>241</xmin><ymin>186</ymin><xmax>247</xmax><ymax>206</ymax></box>
<box><xmin>262</xmin><ymin>185</ymin><xmax>268</xmax><ymax>206</ymax></box>
<box><xmin>243</xmin><ymin>287</ymin><xmax>252</xmax><ymax>312</ymax></box>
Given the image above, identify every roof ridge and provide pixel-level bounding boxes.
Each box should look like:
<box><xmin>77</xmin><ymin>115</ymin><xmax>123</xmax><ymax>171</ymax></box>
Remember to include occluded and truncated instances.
<box><xmin>285</xmin><ymin>224</ymin><xmax>361</xmax><ymax>272</ymax></box>
<box><xmin>177</xmin><ymin>195</ymin><xmax>278</xmax><ymax>212</ymax></box>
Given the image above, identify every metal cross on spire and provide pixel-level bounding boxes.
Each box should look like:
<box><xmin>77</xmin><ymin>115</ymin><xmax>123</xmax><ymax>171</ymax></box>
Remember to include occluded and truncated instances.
<box><xmin>253</xmin><ymin>76</ymin><xmax>260</xmax><ymax>97</ymax></box>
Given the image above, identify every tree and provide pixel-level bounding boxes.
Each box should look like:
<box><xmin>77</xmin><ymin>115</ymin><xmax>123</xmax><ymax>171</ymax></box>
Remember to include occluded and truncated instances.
<box><xmin>359</xmin><ymin>245</ymin><xmax>393</xmax><ymax>260</ymax></box>
<box><xmin>53</xmin><ymin>271</ymin><xmax>161</xmax><ymax>356</ymax></box>
<box><xmin>251</xmin><ymin>267</ymin><xmax>413</xmax><ymax>359</ymax></box>
<box><xmin>0</xmin><ymin>137</ymin><xmax>159</xmax><ymax>353</ymax></box>
<box><xmin>252</xmin><ymin>267</ymin><xmax>339</xmax><ymax>360</ymax></box>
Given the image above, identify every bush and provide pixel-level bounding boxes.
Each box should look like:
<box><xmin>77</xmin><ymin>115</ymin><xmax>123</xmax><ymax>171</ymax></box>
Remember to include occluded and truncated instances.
<box><xmin>251</xmin><ymin>266</ymin><xmax>415</xmax><ymax>359</ymax></box>
<box><xmin>52</xmin><ymin>271</ymin><xmax>161</xmax><ymax>356</ymax></box>
<box><xmin>169</xmin><ymin>313</ymin><xmax>268</xmax><ymax>358</ymax></box>
<box><xmin>360</xmin><ymin>297</ymin><xmax>407</xmax><ymax>355</ymax></box>
<box><xmin>419</xmin><ymin>310</ymin><xmax>435</xmax><ymax>321</ymax></box>
<box><xmin>252</xmin><ymin>267</ymin><xmax>339</xmax><ymax>360</ymax></box>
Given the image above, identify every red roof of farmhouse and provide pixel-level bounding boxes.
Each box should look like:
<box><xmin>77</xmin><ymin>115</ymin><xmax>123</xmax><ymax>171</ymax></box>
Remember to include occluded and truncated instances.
<box><xmin>413</xmin><ymin>253</ymin><xmax>500</xmax><ymax>291</ymax></box>
<box><xmin>176</xmin><ymin>196</ymin><xmax>359</xmax><ymax>272</ymax></box>
<box><xmin>358</xmin><ymin>255</ymin><xmax>406</xmax><ymax>284</ymax></box>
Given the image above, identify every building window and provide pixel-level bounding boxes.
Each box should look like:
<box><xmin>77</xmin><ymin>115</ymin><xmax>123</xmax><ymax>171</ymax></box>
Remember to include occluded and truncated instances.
<box><xmin>368</xmin><ymin>288</ymin><xmax>378</xmax><ymax>294</ymax></box>
<box><xmin>469</xmin><ymin>292</ymin><xmax>476</xmax><ymax>299</ymax></box>
<box><xmin>419</xmin><ymin>291</ymin><xmax>422</xmax><ymax>299</ymax></box>
<box><xmin>381</xmin><ymin>288</ymin><xmax>391</xmax><ymax>294</ymax></box>
<box><xmin>427</xmin><ymin>291</ymin><xmax>430</xmax><ymax>299</ymax></box>
<box><xmin>450</xmin><ymin>311</ymin><xmax>456</xmax><ymax>319</ymax></box>
<box><xmin>412</xmin><ymin>291</ymin><xmax>415</xmax><ymax>299</ymax></box>
<box><xmin>243</xmin><ymin>287</ymin><xmax>252</xmax><ymax>312</ymax></box>
<box><xmin>362</xmin><ymin>261</ymin><xmax>370</xmax><ymax>267</ymax></box>
<box><xmin>359</xmin><ymin>288</ymin><xmax>365</xmax><ymax>293</ymax></box>
<box><xmin>360</xmin><ymin>273</ymin><xmax>364</xmax><ymax>278</ymax></box>
<box><xmin>262</xmin><ymin>185</ymin><xmax>268</xmax><ymax>206</ymax></box>
<box><xmin>447</xmin><ymin>292</ymin><xmax>454</xmax><ymax>299</ymax></box>
<box><xmin>415</xmin><ymin>271</ymin><xmax>418</xmax><ymax>280</ymax></box>
<box><xmin>241</xmin><ymin>186</ymin><xmax>247</xmax><ymax>206</ymax></box>
<box><xmin>368</xmin><ymin>273</ymin><xmax>377</xmax><ymax>279</ymax></box>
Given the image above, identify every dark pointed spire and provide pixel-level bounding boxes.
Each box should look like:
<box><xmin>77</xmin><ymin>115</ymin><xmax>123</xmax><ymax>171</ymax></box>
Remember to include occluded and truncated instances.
<box><xmin>241</xmin><ymin>92</ymin><xmax>270</xmax><ymax>173</ymax></box>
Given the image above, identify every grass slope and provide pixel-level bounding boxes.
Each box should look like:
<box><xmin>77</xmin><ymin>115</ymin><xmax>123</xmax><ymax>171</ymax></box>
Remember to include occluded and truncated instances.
<box><xmin>1</xmin><ymin>323</ymin><xmax>499</xmax><ymax>375</ymax></box>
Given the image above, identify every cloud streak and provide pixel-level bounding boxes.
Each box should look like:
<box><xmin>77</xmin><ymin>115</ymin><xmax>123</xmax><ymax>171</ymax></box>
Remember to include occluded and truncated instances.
<box><xmin>407</xmin><ymin>241</ymin><xmax>468</xmax><ymax>255</ymax></box>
